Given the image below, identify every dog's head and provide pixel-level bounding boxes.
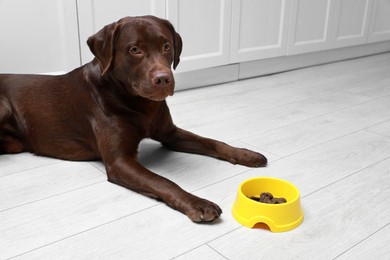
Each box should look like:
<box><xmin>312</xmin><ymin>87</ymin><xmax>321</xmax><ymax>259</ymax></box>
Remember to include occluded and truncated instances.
<box><xmin>87</xmin><ymin>16</ymin><xmax>182</xmax><ymax>101</ymax></box>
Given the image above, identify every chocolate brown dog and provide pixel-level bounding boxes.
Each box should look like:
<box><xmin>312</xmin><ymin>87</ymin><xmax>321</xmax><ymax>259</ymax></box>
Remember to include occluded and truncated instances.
<box><xmin>0</xmin><ymin>16</ymin><xmax>267</xmax><ymax>222</ymax></box>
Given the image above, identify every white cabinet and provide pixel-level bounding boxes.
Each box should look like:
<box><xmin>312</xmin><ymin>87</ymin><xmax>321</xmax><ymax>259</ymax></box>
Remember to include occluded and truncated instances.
<box><xmin>287</xmin><ymin>0</ymin><xmax>383</xmax><ymax>54</ymax></box>
<box><xmin>331</xmin><ymin>0</ymin><xmax>372</xmax><ymax>48</ymax></box>
<box><xmin>287</xmin><ymin>0</ymin><xmax>334</xmax><ymax>55</ymax></box>
<box><xmin>0</xmin><ymin>0</ymin><xmax>80</xmax><ymax>74</ymax></box>
<box><xmin>369</xmin><ymin>0</ymin><xmax>390</xmax><ymax>42</ymax></box>
<box><xmin>77</xmin><ymin>0</ymin><xmax>166</xmax><ymax>65</ymax></box>
<box><xmin>166</xmin><ymin>0</ymin><xmax>232</xmax><ymax>72</ymax></box>
<box><xmin>230</xmin><ymin>0</ymin><xmax>292</xmax><ymax>63</ymax></box>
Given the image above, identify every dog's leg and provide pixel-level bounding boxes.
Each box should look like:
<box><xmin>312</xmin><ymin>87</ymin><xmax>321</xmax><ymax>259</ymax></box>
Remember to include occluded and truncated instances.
<box><xmin>157</xmin><ymin>127</ymin><xmax>267</xmax><ymax>167</ymax></box>
<box><xmin>0</xmin><ymin>97</ymin><xmax>25</xmax><ymax>154</ymax></box>
<box><xmin>105</xmin><ymin>157</ymin><xmax>222</xmax><ymax>222</ymax></box>
<box><xmin>0</xmin><ymin>96</ymin><xmax>11</xmax><ymax>126</ymax></box>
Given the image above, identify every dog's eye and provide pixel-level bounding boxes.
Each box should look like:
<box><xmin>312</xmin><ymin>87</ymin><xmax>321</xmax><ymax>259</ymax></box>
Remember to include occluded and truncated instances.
<box><xmin>129</xmin><ymin>46</ymin><xmax>142</xmax><ymax>55</ymax></box>
<box><xmin>163</xmin><ymin>43</ymin><xmax>171</xmax><ymax>53</ymax></box>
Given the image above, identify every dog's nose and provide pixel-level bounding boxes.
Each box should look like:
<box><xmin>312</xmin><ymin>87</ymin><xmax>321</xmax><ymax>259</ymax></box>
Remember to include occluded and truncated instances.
<box><xmin>153</xmin><ymin>72</ymin><xmax>172</xmax><ymax>87</ymax></box>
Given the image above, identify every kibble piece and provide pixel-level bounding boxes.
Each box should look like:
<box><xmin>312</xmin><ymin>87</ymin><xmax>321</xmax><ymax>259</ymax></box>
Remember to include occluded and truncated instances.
<box><xmin>274</xmin><ymin>197</ymin><xmax>287</xmax><ymax>204</ymax></box>
<box><xmin>259</xmin><ymin>192</ymin><xmax>274</xmax><ymax>203</ymax></box>
<box><xmin>248</xmin><ymin>192</ymin><xmax>287</xmax><ymax>204</ymax></box>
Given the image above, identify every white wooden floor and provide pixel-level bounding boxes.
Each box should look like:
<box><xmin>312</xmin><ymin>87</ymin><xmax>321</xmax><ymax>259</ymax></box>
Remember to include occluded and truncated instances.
<box><xmin>1</xmin><ymin>53</ymin><xmax>390</xmax><ymax>260</ymax></box>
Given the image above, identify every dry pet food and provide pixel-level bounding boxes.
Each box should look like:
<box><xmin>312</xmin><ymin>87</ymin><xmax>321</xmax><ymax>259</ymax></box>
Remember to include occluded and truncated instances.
<box><xmin>250</xmin><ymin>192</ymin><xmax>287</xmax><ymax>204</ymax></box>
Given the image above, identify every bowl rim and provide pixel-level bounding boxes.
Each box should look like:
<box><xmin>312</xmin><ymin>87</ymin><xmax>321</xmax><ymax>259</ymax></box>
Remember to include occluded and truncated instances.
<box><xmin>239</xmin><ymin>176</ymin><xmax>301</xmax><ymax>205</ymax></box>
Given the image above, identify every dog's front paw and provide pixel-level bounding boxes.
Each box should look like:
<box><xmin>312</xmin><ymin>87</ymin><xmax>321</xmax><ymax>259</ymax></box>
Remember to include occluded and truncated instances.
<box><xmin>230</xmin><ymin>148</ymin><xmax>267</xmax><ymax>167</ymax></box>
<box><xmin>185</xmin><ymin>197</ymin><xmax>222</xmax><ymax>223</ymax></box>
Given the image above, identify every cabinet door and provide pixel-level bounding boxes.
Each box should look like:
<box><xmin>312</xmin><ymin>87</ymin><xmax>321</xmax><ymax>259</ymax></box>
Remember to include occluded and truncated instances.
<box><xmin>166</xmin><ymin>0</ymin><xmax>232</xmax><ymax>72</ymax></box>
<box><xmin>77</xmin><ymin>0</ymin><xmax>166</xmax><ymax>64</ymax></box>
<box><xmin>287</xmin><ymin>0</ymin><xmax>335</xmax><ymax>55</ymax></box>
<box><xmin>369</xmin><ymin>0</ymin><xmax>390</xmax><ymax>42</ymax></box>
<box><xmin>0</xmin><ymin>0</ymin><xmax>80</xmax><ymax>74</ymax></box>
<box><xmin>331</xmin><ymin>0</ymin><xmax>371</xmax><ymax>48</ymax></box>
<box><xmin>230</xmin><ymin>0</ymin><xmax>292</xmax><ymax>63</ymax></box>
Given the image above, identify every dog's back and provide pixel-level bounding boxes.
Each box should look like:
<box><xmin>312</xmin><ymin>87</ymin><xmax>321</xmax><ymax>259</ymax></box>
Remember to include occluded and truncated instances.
<box><xmin>0</xmin><ymin>71</ymin><xmax>99</xmax><ymax>159</ymax></box>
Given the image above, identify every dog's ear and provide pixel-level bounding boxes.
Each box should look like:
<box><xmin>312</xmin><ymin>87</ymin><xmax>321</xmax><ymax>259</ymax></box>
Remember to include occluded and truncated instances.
<box><xmin>87</xmin><ymin>21</ymin><xmax>121</xmax><ymax>76</ymax></box>
<box><xmin>162</xmin><ymin>18</ymin><xmax>182</xmax><ymax>70</ymax></box>
<box><xmin>173</xmin><ymin>32</ymin><xmax>182</xmax><ymax>70</ymax></box>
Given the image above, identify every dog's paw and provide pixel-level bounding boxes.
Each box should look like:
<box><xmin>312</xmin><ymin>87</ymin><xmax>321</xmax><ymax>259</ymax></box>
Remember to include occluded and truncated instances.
<box><xmin>229</xmin><ymin>148</ymin><xmax>267</xmax><ymax>167</ymax></box>
<box><xmin>185</xmin><ymin>197</ymin><xmax>222</xmax><ymax>223</ymax></box>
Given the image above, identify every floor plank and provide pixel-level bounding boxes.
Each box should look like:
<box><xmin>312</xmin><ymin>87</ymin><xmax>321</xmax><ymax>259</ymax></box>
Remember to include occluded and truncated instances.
<box><xmin>365</xmin><ymin>120</ymin><xmax>390</xmax><ymax>138</ymax></box>
<box><xmin>187</xmin><ymin>88</ymin><xmax>377</xmax><ymax>143</ymax></box>
<box><xmin>335</xmin><ymin>224</ymin><xmax>390</xmax><ymax>260</ymax></box>
<box><xmin>0</xmin><ymin>153</ymin><xmax>61</xmax><ymax>178</ymax></box>
<box><xmin>250</xmin><ymin>131</ymin><xmax>390</xmax><ymax>196</ymax></box>
<box><xmin>0</xmin><ymin>161</ymin><xmax>104</xmax><ymax>211</ymax></box>
<box><xmin>173</xmin><ymin>245</ymin><xmax>227</xmax><ymax>260</ymax></box>
<box><xmin>0</xmin><ymin>182</ymin><xmax>158</xmax><ymax>259</ymax></box>
<box><xmin>242</xmin><ymin>96</ymin><xmax>390</xmax><ymax>156</ymax></box>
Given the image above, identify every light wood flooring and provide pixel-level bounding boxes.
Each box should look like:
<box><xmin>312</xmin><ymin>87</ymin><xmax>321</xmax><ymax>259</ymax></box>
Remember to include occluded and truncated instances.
<box><xmin>1</xmin><ymin>53</ymin><xmax>390</xmax><ymax>259</ymax></box>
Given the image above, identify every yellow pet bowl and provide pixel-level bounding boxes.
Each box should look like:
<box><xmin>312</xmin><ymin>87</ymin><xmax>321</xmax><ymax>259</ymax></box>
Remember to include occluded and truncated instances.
<box><xmin>232</xmin><ymin>177</ymin><xmax>304</xmax><ymax>232</ymax></box>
